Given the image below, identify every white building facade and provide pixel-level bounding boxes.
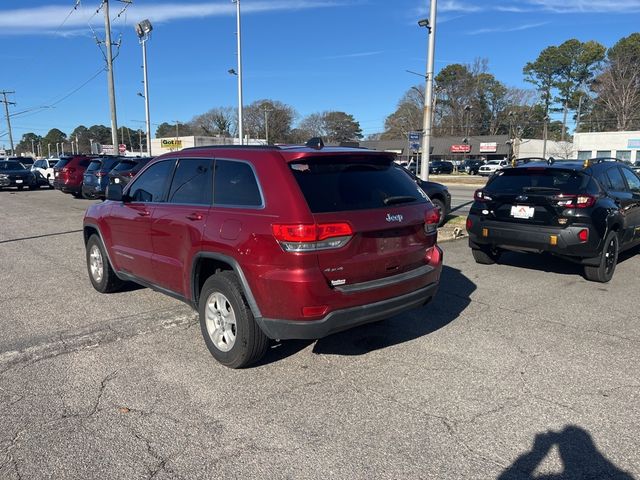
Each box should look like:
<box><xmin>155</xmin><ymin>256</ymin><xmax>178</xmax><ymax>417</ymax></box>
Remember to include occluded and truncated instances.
<box><xmin>573</xmin><ymin>131</ymin><xmax>640</xmax><ymax>163</ymax></box>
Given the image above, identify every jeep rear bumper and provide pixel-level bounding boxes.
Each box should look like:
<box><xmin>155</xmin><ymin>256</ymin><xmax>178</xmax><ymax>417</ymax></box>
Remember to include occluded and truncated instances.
<box><xmin>256</xmin><ymin>281</ymin><xmax>439</xmax><ymax>340</ymax></box>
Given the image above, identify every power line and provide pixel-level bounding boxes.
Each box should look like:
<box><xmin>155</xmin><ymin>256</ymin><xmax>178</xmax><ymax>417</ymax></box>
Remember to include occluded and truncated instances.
<box><xmin>55</xmin><ymin>0</ymin><xmax>82</xmax><ymax>34</ymax></box>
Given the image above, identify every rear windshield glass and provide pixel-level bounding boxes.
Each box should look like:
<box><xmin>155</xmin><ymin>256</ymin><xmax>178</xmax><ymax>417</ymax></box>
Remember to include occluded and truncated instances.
<box><xmin>485</xmin><ymin>169</ymin><xmax>591</xmax><ymax>194</ymax></box>
<box><xmin>289</xmin><ymin>155</ymin><xmax>427</xmax><ymax>213</ymax></box>
<box><xmin>55</xmin><ymin>159</ymin><xmax>71</xmax><ymax>169</ymax></box>
<box><xmin>86</xmin><ymin>160</ymin><xmax>102</xmax><ymax>172</ymax></box>
<box><xmin>0</xmin><ymin>161</ymin><xmax>25</xmax><ymax>170</ymax></box>
<box><xmin>113</xmin><ymin>160</ymin><xmax>137</xmax><ymax>172</ymax></box>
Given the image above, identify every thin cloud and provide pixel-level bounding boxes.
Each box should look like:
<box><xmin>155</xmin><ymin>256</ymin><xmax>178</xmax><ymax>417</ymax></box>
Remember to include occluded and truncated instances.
<box><xmin>0</xmin><ymin>1</ymin><xmax>343</xmax><ymax>35</ymax></box>
<box><xmin>324</xmin><ymin>51</ymin><xmax>385</xmax><ymax>60</ymax></box>
<box><xmin>466</xmin><ymin>21</ymin><xmax>549</xmax><ymax>35</ymax></box>
<box><xmin>527</xmin><ymin>0</ymin><xmax>640</xmax><ymax>12</ymax></box>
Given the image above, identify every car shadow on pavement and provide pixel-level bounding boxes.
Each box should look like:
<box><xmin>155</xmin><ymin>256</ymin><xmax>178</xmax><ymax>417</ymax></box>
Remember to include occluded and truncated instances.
<box><xmin>497</xmin><ymin>425</ymin><xmax>635</xmax><ymax>480</ymax></box>
<box><xmin>254</xmin><ymin>265</ymin><xmax>474</xmax><ymax>364</ymax></box>
<box><xmin>497</xmin><ymin>248</ymin><xmax>640</xmax><ymax>278</ymax></box>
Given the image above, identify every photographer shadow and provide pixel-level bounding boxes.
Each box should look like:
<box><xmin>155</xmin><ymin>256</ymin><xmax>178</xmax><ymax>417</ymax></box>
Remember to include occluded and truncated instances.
<box><xmin>498</xmin><ymin>425</ymin><xmax>634</xmax><ymax>480</ymax></box>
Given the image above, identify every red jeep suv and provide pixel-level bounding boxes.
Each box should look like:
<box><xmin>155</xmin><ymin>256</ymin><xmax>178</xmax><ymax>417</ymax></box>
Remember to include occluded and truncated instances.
<box><xmin>54</xmin><ymin>155</ymin><xmax>94</xmax><ymax>197</ymax></box>
<box><xmin>83</xmin><ymin>143</ymin><xmax>443</xmax><ymax>368</ymax></box>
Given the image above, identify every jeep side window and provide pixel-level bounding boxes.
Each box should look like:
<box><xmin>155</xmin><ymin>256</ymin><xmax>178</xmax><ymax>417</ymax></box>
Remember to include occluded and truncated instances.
<box><xmin>213</xmin><ymin>160</ymin><xmax>262</xmax><ymax>207</ymax></box>
<box><xmin>606</xmin><ymin>167</ymin><xmax>627</xmax><ymax>192</ymax></box>
<box><xmin>167</xmin><ymin>158</ymin><xmax>213</xmax><ymax>205</ymax></box>
<box><xmin>621</xmin><ymin>168</ymin><xmax>640</xmax><ymax>194</ymax></box>
<box><xmin>128</xmin><ymin>160</ymin><xmax>175</xmax><ymax>203</ymax></box>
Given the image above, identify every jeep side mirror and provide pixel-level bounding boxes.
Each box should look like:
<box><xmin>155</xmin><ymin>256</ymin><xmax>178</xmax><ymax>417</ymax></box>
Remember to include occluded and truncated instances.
<box><xmin>106</xmin><ymin>183</ymin><xmax>125</xmax><ymax>202</ymax></box>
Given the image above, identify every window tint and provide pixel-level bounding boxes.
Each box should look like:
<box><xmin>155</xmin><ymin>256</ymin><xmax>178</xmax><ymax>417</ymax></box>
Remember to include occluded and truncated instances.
<box><xmin>128</xmin><ymin>160</ymin><xmax>174</xmax><ymax>202</ymax></box>
<box><xmin>290</xmin><ymin>156</ymin><xmax>427</xmax><ymax>213</ymax></box>
<box><xmin>113</xmin><ymin>160</ymin><xmax>137</xmax><ymax>172</ymax></box>
<box><xmin>621</xmin><ymin>168</ymin><xmax>640</xmax><ymax>193</ymax></box>
<box><xmin>214</xmin><ymin>160</ymin><xmax>262</xmax><ymax>207</ymax></box>
<box><xmin>596</xmin><ymin>171</ymin><xmax>612</xmax><ymax>190</ymax></box>
<box><xmin>79</xmin><ymin>159</ymin><xmax>91</xmax><ymax>167</ymax></box>
<box><xmin>606</xmin><ymin>167</ymin><xmax>627</xmax><ymax>191</ymax></box>
<box><xmin>55</xmin><ymin>159</ymin><xmax>70</xmax><ymax>169</ymax></box>
<box><xmin>168</xmin><ymin>158</ymin><xmax>213</xmax><ymax>205</ymax></box>
<box><xmin>485</xmin><ymin>169</ymin><xmax>592</xmax><ymax>194</ymax></box>
<box><xmin>86</xmin><ymin>160</ymin><xmax>102</xmax><ymax>172</ymax></box>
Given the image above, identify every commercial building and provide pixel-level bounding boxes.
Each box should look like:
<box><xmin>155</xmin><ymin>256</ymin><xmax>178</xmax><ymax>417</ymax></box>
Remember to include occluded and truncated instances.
<box><xmin>150</xmin><ymin>136</ymin><xmax>265</xmax><ymax>156</ymax></box>
<box><xmin>359</xmin><ymin>135</ymin><xmax>571</xmax><ymax>162</ymax></box>
<box><xmin>573</xmin><ymin>131</ymin><xmax>640</xmax><ymax>163</ymax></box>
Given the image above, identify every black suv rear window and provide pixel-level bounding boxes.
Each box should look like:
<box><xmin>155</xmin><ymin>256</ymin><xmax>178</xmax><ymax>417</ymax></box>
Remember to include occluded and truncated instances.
<box><xmin>290</xmin><ymin>156</ymin><xmax>427</xmax><ymax>213</ymax></box>
<box><xmin>113</xmin><ymin>160</ymin><xmax>137</xmax><ymax>172</ymax></box>
<box><xmin>485</xmin><ymin>169</ymin><xmax>594</xmax><ymax>194</ymax></box>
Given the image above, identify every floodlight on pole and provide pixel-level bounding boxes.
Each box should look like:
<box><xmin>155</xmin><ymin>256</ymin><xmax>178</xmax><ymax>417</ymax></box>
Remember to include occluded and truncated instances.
<box><xmin>419</xmin><ymin>1</ymin><xmax>437</xmax><ymax>182</ymax></box>
<box><xmin>135</xmin><ymin>18</ymin><xmax>153</xmax><ymax>156</ymax></box>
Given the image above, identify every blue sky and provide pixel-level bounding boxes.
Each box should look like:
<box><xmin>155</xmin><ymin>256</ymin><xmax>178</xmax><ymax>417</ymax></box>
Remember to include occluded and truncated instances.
<box><xmin>1</xmin><ymin>0</ymin><xmax>639</xmax><ymax>147</ymax></box>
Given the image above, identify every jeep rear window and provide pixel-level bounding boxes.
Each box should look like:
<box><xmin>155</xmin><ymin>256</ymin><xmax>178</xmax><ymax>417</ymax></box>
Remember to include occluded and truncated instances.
<box><xmin>290</xmin><ymin>156</ymin><xmax>427</xmax><ymax>213</ymax></box>
<box><xmin>485</xmin><ymin>169</ymin><xmax>593</xmax><ymax>194</ymax></box>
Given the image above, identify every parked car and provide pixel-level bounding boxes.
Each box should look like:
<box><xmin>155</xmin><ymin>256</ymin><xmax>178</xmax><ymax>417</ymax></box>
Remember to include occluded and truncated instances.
<box><xmin>466</xmin><ymin>158</ymin><xmax>640</xmax><ymax>282</ymax></box>
<box><xmin>32</xmin><ymin>158</ymin><xmax>59</xmax><ymax>187</ymax></box>
<box><xmin>108</xmin><ymin>157</ymin><xmax>153</xmax><ymax>187</ymax></box>
<box><xmin>0</xmin><ymin>160</ymin><xmax>38</xmax><ymax>190</ymax></box>
<box><xmin>82</xmin><ymin>156</ymin><xmax>126</xmax><ymax>199</ymax></box>
<box><xmin>429</xmin><ymin>161</ymin><xmax>454</xmax><ymax>175</ymax></box>
<box><xmin>7</xmin><ymin>156</ymin><xmax>34</xmax><ymax>170</ymax></box>
<box><xmin>53</xmin><ymin>155</ymin><xmax>95</xmax><ymax>198</ymax></box>
<box><xmin>84</xmin><ymin>143</ymin><xmax>443</xmax><ymax>368</ymax></box>
<box><xmin>399</xmin><ymin>164</ymin><xmax>451</xmax><ymax>226</ymax></box>
<box><xmin>460</xmin><ymin>159</ymin><xmax>485</xmax><ymax>175</ymax></box>
<box><xmin>478</xmin><ymin>159</ymin><xmax>510</xmax><ymax>176</ymax></box>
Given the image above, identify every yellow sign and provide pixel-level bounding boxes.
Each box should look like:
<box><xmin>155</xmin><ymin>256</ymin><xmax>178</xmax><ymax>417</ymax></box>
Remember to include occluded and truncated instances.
<box><xmin>161</xmin><ymin>139</ymin><xmax>182</xmax><ymax>149</ymax></box>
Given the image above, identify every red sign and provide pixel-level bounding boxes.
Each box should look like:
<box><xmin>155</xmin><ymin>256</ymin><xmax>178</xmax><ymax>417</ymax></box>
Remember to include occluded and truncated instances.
<box><xmin>450</xmin><ymin>144</ymin><xmax>471</xmax><ymax>153</ymax></box>
<box><xmin>118</xmin><ymin>144</ymin><xmax>127</xmax><ymax>153</ymax></box>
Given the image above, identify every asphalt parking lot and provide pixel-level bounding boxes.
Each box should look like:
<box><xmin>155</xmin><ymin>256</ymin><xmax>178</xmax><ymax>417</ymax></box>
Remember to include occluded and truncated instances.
<box><xmin>1</xmin><ymin>188</ymin><xmax>638</xmax><ymax>480</ymax></box>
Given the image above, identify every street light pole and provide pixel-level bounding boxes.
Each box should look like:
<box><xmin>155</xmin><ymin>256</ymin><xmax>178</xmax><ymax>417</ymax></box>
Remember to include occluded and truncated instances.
<box><xmin>135</xmin><ymin>19</ymin><xmax>153</xmax><ymax>156</ymax></box>
<box><xmin>419</xmin><ymin>1</ymin><xmax>437</xmax><ymax>182</ymax></box>
<box><xmin>233</xmin><ymin>0</ymin><xmax>244</xmax><ymax>145</ymax></box>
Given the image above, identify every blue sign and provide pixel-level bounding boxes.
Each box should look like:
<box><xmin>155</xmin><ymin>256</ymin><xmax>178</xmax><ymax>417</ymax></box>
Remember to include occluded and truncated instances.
<box><xmin>409</xmin><ymin>131</ymin><xmax>421</xmax><ymax>151</ymax></box>
<box><xmin>628</xmin><ymin>139</ymin><xmax>640</xmax><ymax>149</ymax></box>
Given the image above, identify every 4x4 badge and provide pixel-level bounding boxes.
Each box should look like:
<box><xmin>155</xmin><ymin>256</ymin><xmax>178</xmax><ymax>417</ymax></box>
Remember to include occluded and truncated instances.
<box><xmin>386</xmin><ymin>213</ymin><xmax>403</xmax><ymax>223</ymax></box>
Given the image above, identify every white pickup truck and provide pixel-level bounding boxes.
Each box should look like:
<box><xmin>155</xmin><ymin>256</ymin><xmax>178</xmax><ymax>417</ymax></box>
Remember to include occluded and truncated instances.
<box><xmin>478</xmin><ymin>159</ymin><xmax>510</xmax><ymax>176</ymax></box>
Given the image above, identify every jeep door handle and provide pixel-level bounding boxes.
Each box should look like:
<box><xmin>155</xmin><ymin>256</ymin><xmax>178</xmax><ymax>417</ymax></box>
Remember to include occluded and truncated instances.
<box><xmin>137</xmin><ymin>210</ymin><xmax>151</xmax><ymax>217</ymax></box>
<box><xmin>186</xmin><ymin>213</ymin><xmax>204</xmax><ymax>221</ymax></box>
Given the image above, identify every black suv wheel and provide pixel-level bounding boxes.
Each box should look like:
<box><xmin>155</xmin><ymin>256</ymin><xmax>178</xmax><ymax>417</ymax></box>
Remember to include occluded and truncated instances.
<box><xmin>584</xmin><ymin>231</ymin><xmax>619</xmax><ymax>283</ymax></box>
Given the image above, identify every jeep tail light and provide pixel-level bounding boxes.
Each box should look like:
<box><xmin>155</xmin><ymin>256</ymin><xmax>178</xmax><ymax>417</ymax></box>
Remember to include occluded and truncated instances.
<box><xmin>424</xmin><ymin>207</ymin><xmax>440</xmax><ymax>234</ymax></box>
<box><xmin>425</xmin><ymin>245</ymin><xmax>442</xmax><ymax>265</ymax></box>
<box><xmin>578</xmin><ymin>228</ymin><xmax>589</xmax><ymax>243</ymax></box>
<box><xmin>272</xmin><ymin>223</ymin><xmax>353</xmax><ymax>252</ymax></box>
<box><xmin>474</xmin><ymin>190</ymin><xmax>492</xmax><ymax>202</ymax></box>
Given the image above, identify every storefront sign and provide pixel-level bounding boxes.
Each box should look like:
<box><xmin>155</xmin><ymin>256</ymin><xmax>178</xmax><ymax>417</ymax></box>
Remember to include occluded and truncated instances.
<box><xmin>450</xmin><ymin>144</ymin><xmax>471</xmax><ymax>153</ymax></box>
<box><xmin>627</xmin><ymin>139</ymin><xmax>640</xmax><ymax>149</ymax></box>
<box><xmin>101</xmin><ymin>144</ymin><xmax>115</xmax><ymax>154</ymax></box>
<box><xmin>480</xmin><ymin>142</ymin><xmax>497</xmax><ymax>153</ymax></box>
<box><xmin>161</xmin><ymin>139</ymin><xmax>182</xmax><ymax>149</ymax></box>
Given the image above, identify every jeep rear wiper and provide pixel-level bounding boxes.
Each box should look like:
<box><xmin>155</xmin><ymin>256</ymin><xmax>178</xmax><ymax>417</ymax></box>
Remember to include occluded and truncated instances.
<box><xmin>522</xmin><ymin>186</ymin><xmax>560</xmax><ymax>192</ymax></box>
<box><xmin>384</xmin><ymin>196</ymin><xmax>416</xmax><ymax>205</ymax></box>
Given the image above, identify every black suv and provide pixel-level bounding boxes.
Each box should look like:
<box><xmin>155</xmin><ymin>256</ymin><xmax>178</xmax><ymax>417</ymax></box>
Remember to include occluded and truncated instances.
<box><xmin>466</xmin><ymin>158</ymin><xmax>640</xmax><ymax>282</ymax></box>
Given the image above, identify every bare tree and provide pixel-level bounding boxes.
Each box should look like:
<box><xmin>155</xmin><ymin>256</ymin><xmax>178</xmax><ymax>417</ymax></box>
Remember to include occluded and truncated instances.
<box><xmin>592</xmin><ymin>60</ymin><xmax>640</xmax><ymax>131</ymax></box>
<box><xmin>190</xmin><ymin>107</ymin><xmax>236</xmax><ymax>137</ymax></box>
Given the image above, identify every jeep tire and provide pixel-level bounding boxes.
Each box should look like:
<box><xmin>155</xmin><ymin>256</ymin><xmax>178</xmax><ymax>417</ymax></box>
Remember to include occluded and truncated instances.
<box><xmin>199</xmin><ymin>271</ymin><xmax>269</xmax><ymax>369</ymax></box>
<box><xmin>86</xmin><ymin>234</ymin><xmax>124</xmax><ymax>293</ymax></box>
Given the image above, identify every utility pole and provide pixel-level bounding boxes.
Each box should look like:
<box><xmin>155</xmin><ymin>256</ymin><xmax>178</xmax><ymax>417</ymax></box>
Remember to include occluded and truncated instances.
<box><xmin>419</xmin><ymin>0</ymin><xmax>437</xmax><ymax>182</ymax></box>
<box><xmin>1</xmin><ymin>91</ymin><xmax>16</xmax><ymax>155</ymax></box>
<box><xmin>31</xmin><ymin>139</ymin><xmax>35</xmax><ymax>156</ymax></box>
<box><xmin>104</xmin><ymin>0</ymin><xmax>119</xmax><ymax>149</ymax></box>
<box><xmin>138</xmin><ymin>129</ymin><xmax>142</xmax><ymax>155</ymax></box>
<box><xmin>48</xmin><ymin>143</ymin><xmax>51</xmax><ymax>158</ymax></box>
<box><xmin>263</xmin><ymin>107</ymin><xmax>272</xmax><ymax>144</ymax></box>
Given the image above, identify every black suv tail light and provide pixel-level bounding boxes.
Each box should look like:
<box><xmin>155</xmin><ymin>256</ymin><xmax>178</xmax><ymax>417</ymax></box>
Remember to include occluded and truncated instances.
<box><xmin>554</xmin><ymin>194</ymin><xmax>596</xmax><ymax>209</ymax></box>
<box><xmin>474</xmin><ymin>190</ymin><xmax>492</xmax><ymax>202</ymax></box>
